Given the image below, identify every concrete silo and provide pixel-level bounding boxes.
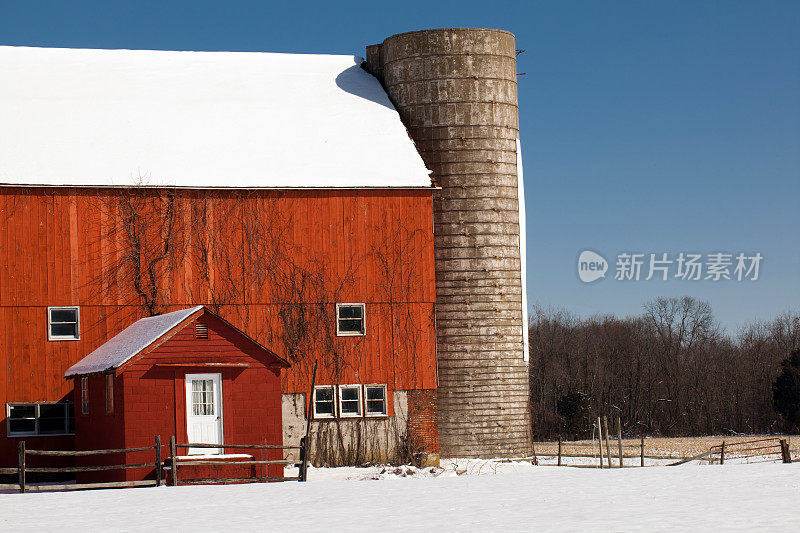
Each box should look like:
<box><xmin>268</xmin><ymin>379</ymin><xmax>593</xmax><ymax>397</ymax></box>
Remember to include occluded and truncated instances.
<box><xmin>365</xmin><ymin>28</ymin><xmax>532</xmax><ymax>458</ymax></box>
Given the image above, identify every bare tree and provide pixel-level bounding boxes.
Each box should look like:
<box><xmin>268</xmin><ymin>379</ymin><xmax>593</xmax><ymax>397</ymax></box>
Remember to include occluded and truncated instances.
<box><xmin>529</xmin><ymin>296</ymin><xmax>799</xmax><ymax>439</ymax></box>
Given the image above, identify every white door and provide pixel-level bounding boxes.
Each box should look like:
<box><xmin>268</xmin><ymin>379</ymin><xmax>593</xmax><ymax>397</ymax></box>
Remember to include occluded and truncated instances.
<box><xmin>185</xmin><ymin>373</ymin><xmax>223</xmax><ymax>455</ymax></box>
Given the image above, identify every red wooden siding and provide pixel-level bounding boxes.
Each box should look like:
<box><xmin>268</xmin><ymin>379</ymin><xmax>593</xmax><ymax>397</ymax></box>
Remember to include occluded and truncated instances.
<box><xmin>0</xmin><ymin>187</ymin><xmax>436</xmax><ymax>464</ymax></box>
<box><xmin>74</xmin><ymin>311</ymin><xmax>284</xmax><ymax>482</ymax></box>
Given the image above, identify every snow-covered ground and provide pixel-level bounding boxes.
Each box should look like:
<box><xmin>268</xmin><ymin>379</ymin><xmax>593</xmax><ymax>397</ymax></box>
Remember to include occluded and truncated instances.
<box><xmin>1</xmin><ymin>461</ymin><xmax>798</xmax><ymax>532</ymax></box>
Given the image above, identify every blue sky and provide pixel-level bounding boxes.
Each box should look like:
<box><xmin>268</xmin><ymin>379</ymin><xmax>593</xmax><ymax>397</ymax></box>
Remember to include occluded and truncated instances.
<box><xmin>2</xmin><ymin>1</ymin><xmax>798</xmax><ymax>332</ymax></box>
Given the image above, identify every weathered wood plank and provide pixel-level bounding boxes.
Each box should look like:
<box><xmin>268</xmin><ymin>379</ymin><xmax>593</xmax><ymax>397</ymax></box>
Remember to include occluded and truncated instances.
<box><xmin>177</xmin><ymin>443</ymin><xmax>299</xmax><ymax>450</ymax></box>
<box><xmin>174</xmin><ymin>460</ymin><xmax>296</xmax><ymax>466</ymax></box>
<box><xmin>179</xmin><ymin>477</ymin><xmax>299</xmax><ymax>484</ymax></box>
<box><xmin>26</xmin><ymin>462</ymin><xmax>157</xmax><ymax>473</ymax></box>
<box><xmin>26</xmin><ymin>480</ymin><xmax>158</xmax><ymax>491</ymax></box>
<box><xmin>27</xmin><ymin>445</ymin><xmax>155</xmax><ymax>456</ymax></box>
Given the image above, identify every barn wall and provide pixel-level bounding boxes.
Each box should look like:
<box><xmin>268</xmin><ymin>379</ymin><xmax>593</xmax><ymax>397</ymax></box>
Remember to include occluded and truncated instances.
<box><xmin>74</xmin><ymin>356</ymin><xmax>283</xmax><ymax>484</ymax></box>
<box><xmin>73</xmin><ymin>373</ymin><xmax>125</xmax><ymax>483</ymax></box>
<box><xmin>119</xmin><ymin>313</ymin><xmax>284</xmax><ymax>481</ymax></box>
<box><xmin>0</xmin><ymin>187</ymin><xmax>436</xmax><ymax>465</ymax></box>
<box><xmin>282</xmin><ymin>390</ymin><xmax>430</xmax><ymax>465</ymax></box>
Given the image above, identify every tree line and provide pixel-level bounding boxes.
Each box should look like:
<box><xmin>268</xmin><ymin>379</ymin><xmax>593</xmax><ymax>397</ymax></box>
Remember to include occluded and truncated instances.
<box><xmin>528</xmin><ymin>296</ymin><xmax>800</xmax><ymax>439</ymax></box>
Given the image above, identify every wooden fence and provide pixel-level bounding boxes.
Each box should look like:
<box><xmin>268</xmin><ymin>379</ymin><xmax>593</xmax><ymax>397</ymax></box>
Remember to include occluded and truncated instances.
<box><xmin>0</xmin><ymin>436</ymin><xmax>163</xmax><ymax>493</ymax></box>
<box><xmin>532</xmin><ymin>437</ymin><xmax>656</xmax><ymax>468</ymax></box>
<box><xmin>167</xmin><ymin>436</ymin><xmax>307</xmax><ymax>486</ymax></box>
<box><xmin>531</xmin><ymin>435</ymin><xmax>795</xmax><ymax>468</ymax></box>
<box><xmin>709</xmin><ymin>437</ymin><xmax>792</xmax><ymax>465</ymax></box>
<box><xmin>1</xmin><ymin>435</ymin><xmax>308</xmax><ymax>493</ymax></box>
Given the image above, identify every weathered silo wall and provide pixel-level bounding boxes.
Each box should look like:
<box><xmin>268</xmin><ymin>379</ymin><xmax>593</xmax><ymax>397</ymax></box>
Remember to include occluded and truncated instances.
<box><xmin>366</xmin><ymin>28</ymin><xmax>532</xmax><ymax>458</ymax></box>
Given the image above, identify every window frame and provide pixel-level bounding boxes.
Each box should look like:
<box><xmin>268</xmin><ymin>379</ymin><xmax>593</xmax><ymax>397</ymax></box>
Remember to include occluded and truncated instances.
<box><xmin>81</xmin><ymin>376</ymin><xmax>89</xmax><ymax>415</ymax></box>
<box><xmin>337</xmin><ymin>384</ymin><xmax>363</xmax><ymax>418</ymax></box>
<box><xmin>47</xmin><ymin>306</ymin><xmax>80</xmax><ymax>341</ymax></box>
<box><xmin>335</xmin><ymin>303</ymin><xmax>366</xmax><ymax>337</ymax></box>
<box><xmin>105</xmin><ymin>374</ymin><xmax>114</xmax><ymax>414</ymax></box>
<box><xmin>312</xmin><ymin>386</ymin><xmax>335</xmax><ymax>419</ymax></box>
<box><xmin>6</xmin><ymin>402</ymin><xmax>75</xmax><ymax>437</ymax></box>
<box><xmin>363</xmin><ymin>384</ymin><xmax>389</xmax><ymax>417</ymax></box>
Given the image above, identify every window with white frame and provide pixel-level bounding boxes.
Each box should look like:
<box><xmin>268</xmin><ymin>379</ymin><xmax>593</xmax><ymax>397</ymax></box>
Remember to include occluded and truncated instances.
<box><xmin>7</xmin><ymin>402</ymin><xmax>74</xmax><ymax>436</ymax></box>
<box><xmin>336</xmin><ymin>303</ymin><xmax>365</xmax><ymax>336</ymax></box>
<box><xmin>47</xmin><ymin>306</ymin><xmax>80</xmax><ymax>340</ymax></box>
<box><xmin>312</xmin><ymin>386</ymin><xmax>335</xmax><ymax>419</ymax></box>
<box><xmin>364</xmin><ymin>384</ymin><xmax>388</xmax><ymax>417</ymax></box>
<box><xmin>338</xmin><ymin>385</ymin><xmax>362</xmax><ymax>417</ymax></box>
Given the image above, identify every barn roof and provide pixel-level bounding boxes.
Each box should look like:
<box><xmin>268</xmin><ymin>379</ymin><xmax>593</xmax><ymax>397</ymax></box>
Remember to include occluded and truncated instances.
<box><xmin>0</xmin><ymin>46</ymin><xmax>432</xmax><ymax>189</ymax></box>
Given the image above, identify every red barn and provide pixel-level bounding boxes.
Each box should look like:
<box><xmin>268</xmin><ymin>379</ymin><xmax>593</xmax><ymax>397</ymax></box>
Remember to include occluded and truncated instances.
<box><xmin>0</xmin><ymin>45</ymin><xmax>439</xmax><ymax>470</ymax></box>
<box><xmin>65</xmin><ymin>306</ymin><xmax>289</xmax><ymax>482</ymax></box>
<box><xmin>0</xmin><ymin>29</ymin><xmax>535</xmax><ymax>469</ymax></box>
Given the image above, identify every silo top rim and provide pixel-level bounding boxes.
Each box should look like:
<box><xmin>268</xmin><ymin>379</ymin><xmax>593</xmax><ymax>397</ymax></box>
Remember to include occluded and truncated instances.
<box><xmin>382</xmin><ymin>28</ymin><xmax>515</xmax><ymax>43</ymax></box>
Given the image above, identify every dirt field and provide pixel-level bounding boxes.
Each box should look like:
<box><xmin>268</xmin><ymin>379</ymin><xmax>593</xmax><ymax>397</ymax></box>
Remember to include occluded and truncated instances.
<box><xmin>532</xmin><ymin>435</ymin><xmax>798</xmax><ymax>460</ymax></box>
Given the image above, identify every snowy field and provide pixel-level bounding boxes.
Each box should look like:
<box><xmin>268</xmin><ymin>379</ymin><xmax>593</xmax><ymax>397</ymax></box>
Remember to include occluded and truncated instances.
<box><xmin>1</xmin><ymin>460</ymin><xmax>798</xmax><ymax>532</ymax></box>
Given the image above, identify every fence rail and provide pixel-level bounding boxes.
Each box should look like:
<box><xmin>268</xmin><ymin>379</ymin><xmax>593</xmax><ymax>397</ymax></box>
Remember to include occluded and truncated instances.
<box><xmin>26</xmin><ymin>445</ymin><xmax>157</xmax><ymax>456</ymax></box>
<box><xmin>2</xmin><ymin>435</ymin><xmax>307</xmax><ymax>493</ymax></box>
<box><xmin>708</xmin><ymin>437</ymin><xmax>792</xmax><ymax>465</ymax></box>
<box><xmin>167</xmin><ymin>436</ymin><xmax>308</xmax><ymax>487</ymax></box>
<box><xmin>532</xmin><ymin>433</ymin><xmax>795</xmax><ymax>468</ymax></box>
<box><xmin>173</xmin><ymin>443</ymin><xmax>298</xmax><ymax>450</ymax></box>
<box><xmin>536</xmin><ymin>429</ymin><xmax>649</xmax><ymax>468</ymax></box>
<box><xmin>7</xmin><ymin>436</ymin><xmax>164</xmax><ymax>493</ymax></box>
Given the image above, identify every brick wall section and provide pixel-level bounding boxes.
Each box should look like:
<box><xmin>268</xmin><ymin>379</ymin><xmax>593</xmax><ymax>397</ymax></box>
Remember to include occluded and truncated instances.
<box><xmin>408</xmin><ymin>389</ymin><xmax>439</xmax><ymax>454</ymax></box>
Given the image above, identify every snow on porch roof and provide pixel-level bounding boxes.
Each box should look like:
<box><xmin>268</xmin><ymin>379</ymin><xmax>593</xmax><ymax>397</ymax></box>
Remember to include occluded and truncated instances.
<box><xmin>0</xmin><ymin>46</ymin><xmax>432</xmax><ymax>189</ymax></box>
<box><xmin>65</xmin><ymin>307</ymin><xmax>205</xmax><ymax>377</ymax></box>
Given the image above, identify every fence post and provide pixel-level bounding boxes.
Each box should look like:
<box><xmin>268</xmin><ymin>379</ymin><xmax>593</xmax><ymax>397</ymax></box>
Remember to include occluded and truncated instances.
<box><xmin>780</xmin><ymin>439</ymin><xmax>791</xmax><ymax>464</ymax></box>
<box><xmin>18</xmin><ymin>441</ymin><xmax>26</xmax><ymax>494</ymax></box>
<box><xmin>169</xmin><ymin>435</ymin><xmax>179</xmax><ymax>486</ymax></box>
<box><xmin>597</xmin><ymin>418</ymin><xmax>603</xmax><ymax>469</ymax></box>
<box><xmin>298</xmin><ymin>436</ymin><xmax>307</xmax><ymax>482</ymax></box>
<box><xmin>603</xmin><ymin>416</ymin><xmax>612</xmax><ymax>469</ymax></box>
<box><xmin>640</xmin><ymin>437</ymin><xmax>645</xmax><ymax>467</ymax></box>
<box><xmin>720</xmin><ymin>441</ymin><xmax>725</xmax><ymax>465</ymax></box>
<box><xmin>617</xmin><ymin>416</ymin><xmax>623</xmax><ymax>468</ymax></box>
<box><xmin>557</xmin><ymin>438</ymin><xmax>562</xmax><ymax>467</ymax></box>
<box><xmin>154</xmin><ymin>435</ymin><xmax>162</xmax><ymax>487</ymax></box>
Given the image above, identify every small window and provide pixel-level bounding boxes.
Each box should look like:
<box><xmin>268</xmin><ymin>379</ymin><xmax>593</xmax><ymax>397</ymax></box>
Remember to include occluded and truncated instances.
<box><xmin>191</xmin><ymin>379</ymin><xmax>216</xmax><ymax>416</ymax></box>
<box><xmin>195</xmin><ymin>323</ymin><xmax>208</xmax><ymax>339</ymax></box>
<box><xmin>105</xmin><ymin>374</ymin><xmax>114</xmax><ymax>414</ymax></box>
<box><xmin>338</xmin><ymin>385</ymin><xmax>362</xmax><ymax>418</ymax></box>
<box><xmin>312</xmin><ymin>386</ymin><xmax>335</xmax><ymax>419</ymax></box>
<box><xmin>364</xmin><ymin>384</ymin><xmax>388</xmax><ymax>417</ymax></box>
<box><xmin>48</xmin><ymin>306</ymin><xmax>80</xmax><ymax>341</ymax></box>
<box><xmin>336</xmin><ymin>304</ymin><xmax>365</xmax><ymax>336</ymax></box>
<box><xmin>81</xmin><ymin>377</ymin><xmax>89</xmax><ymax>414</ymax></box>
<box><xmin>7</xmin><ymin>402</ymin><xmax>74</xmax><ymax>436</ymax></box>
<box><xmin>7</xmin><ymin>404</ymin><xmax>36</xmax><ymax>435</ymax></box>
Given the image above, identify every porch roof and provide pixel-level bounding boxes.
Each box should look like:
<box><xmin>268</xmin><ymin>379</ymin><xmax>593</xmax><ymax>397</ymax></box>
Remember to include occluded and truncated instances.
<box><xmin>65</xmin><ymin>307</ymin><xmax>204</xmax><ymax>377</ymax></box>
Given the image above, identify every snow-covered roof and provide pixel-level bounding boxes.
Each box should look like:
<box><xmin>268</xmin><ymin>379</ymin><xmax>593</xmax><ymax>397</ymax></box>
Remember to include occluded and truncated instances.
<box><xmin>0</xmin><ymin>46</ymin><xmax>432</xmax><ymax>189</ymax></box>
<box><xmin>64</xmin><ymin>307</ymin><xmax>202</xmax><ymax>377</ymax></box>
